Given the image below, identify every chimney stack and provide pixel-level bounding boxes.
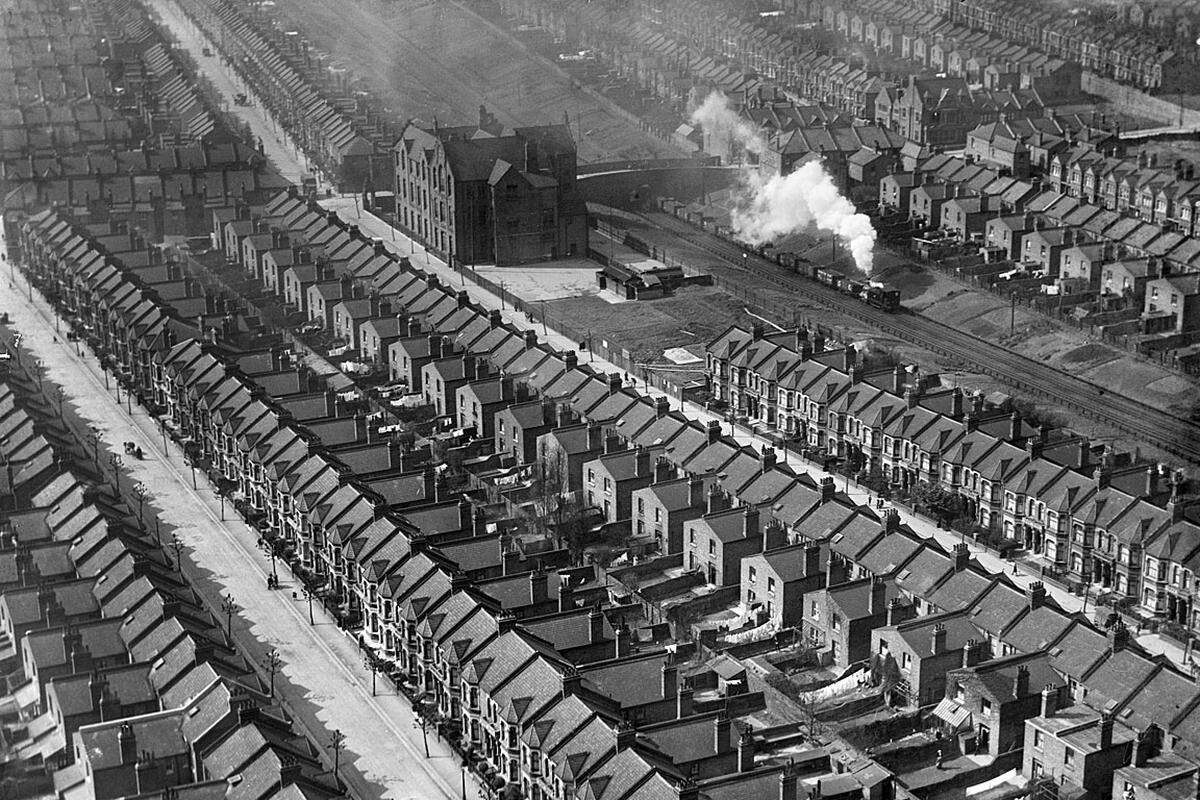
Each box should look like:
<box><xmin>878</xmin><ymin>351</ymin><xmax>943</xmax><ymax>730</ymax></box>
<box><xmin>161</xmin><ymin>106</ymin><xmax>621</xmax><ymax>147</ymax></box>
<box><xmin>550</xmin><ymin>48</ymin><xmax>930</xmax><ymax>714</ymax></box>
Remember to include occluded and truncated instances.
<box><xmin>1041</xmin><ymin>684</ymin><xmax>1057</xmax><ymax>718</ymax></box>
<box><xmin>118</xmin><ymin>723</ymin><xmax>137</xmax><ymax>765</ymax></box>
<box><xmin>738</xmin><ymin>726</ymin><xmax>755</xmax><ymax>772</ymax></box>
<box><xmin>1099</xmin><ymin>712</ymin><xmax>1114</xmax><ymax>749</ymax></box>
<box><xmin>1027</xmin><ymin>581</ymin><xmax>1046</xmax><ymax>610</ymax></box>
<box><xmin>869</xmin><ymin>576</ymin><xmax>887</xmax><ymax>615</ymax></box>
<box><xmin>779</xmin><ymin>767</ymin><xmax>798</xmax><ymax>800</ymax></box>
<box><xmin>677</xmin><ymin>684</ymin><xmax>694</xmax><ymax>718</ymax></box>
<box><xmin>1014</xmin><ymin>664</ymin><xmax>1030</xmax><ymax>698</ymax></box>
<box><xmin>589</xmin><ymin>605</ymin><xmax>605</xmax><ymax>643</ymax></box>
<box><xmin>662</xmin><ymin>661</ymin><xmax>677</xmax><ymax>699</ymax></box>
<box><xmin>714</xmin><ymin>713</ymin><xmax>732</xmax><ymax>754</ymax></box>
<box><xmin>931</xmin><ymin>623</ymin><xmax>947</xmax><ymax>654</ymax></box>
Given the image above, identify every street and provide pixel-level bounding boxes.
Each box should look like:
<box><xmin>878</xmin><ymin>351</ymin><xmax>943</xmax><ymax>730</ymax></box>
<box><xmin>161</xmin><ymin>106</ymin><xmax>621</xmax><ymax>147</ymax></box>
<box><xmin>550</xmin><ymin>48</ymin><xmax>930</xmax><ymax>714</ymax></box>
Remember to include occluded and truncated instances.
<box><xmin>0</xmin><ymin>231</ymin><xmax>478</xmax><ymax>800</ymax></box>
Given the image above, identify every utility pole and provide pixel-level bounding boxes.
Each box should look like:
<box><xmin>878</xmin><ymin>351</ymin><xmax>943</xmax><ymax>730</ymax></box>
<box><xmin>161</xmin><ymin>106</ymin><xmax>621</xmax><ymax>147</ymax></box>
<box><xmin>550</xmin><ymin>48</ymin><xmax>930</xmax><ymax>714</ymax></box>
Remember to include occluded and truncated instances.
<box><xmin>265</xmin><ymin>648</ymin><xmax>282</xmax><ymax>697</ymax></box>
<box><xmin>1010</xmin><ymin>291</ymin><xmax>1016</xmax><ymax>336</ymax></box>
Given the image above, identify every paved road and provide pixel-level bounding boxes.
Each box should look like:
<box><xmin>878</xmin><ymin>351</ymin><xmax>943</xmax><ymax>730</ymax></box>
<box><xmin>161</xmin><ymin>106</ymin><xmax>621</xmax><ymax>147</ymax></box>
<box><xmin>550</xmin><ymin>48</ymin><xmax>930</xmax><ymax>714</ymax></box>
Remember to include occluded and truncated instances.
<box><xmin>0</xmin><ymin>237</ymin><xmax>477</xmax><ymax>800</ymax></box>
<box><xmin>149</xmin><ymin>0</ymin><xmax>335</xmax><ymax>193</ymax></box>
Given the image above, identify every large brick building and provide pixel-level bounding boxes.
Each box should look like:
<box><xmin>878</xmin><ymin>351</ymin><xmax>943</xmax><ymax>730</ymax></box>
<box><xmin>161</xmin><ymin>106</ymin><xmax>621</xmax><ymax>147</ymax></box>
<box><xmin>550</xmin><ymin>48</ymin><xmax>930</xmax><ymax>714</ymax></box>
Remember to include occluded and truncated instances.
<box><xmin>392</xmin><ymin>108</ymin><xmax>588</xmax><ymax>267</ymax></box>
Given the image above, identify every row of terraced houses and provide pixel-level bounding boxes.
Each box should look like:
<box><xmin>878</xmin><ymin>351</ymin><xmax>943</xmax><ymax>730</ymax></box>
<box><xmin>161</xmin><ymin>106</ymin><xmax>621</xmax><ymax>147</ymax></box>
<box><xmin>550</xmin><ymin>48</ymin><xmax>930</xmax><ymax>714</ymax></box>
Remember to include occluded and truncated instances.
<box><xmin>705</xmin><ymin>322</ymin><xmax>1200</xmax><ymax>628</ymax></box>
<box><xmin>23</xmin><ymin>182</ymin><xmax>1200</xmax><ymax>800</ymax></box>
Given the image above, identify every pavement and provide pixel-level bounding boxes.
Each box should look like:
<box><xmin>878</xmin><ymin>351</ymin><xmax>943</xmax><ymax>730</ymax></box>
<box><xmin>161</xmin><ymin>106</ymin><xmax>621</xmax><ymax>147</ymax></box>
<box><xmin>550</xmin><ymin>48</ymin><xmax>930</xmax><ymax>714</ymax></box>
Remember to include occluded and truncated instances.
<box><xmin>128</xmin><ymin>5</ymin><xmax>1197</xmax><ymax>674</ymax></box>
<box><xmin>0</xmin><ymin>234</ymin><xmax>478</xmax><ymax>800</ymax></box>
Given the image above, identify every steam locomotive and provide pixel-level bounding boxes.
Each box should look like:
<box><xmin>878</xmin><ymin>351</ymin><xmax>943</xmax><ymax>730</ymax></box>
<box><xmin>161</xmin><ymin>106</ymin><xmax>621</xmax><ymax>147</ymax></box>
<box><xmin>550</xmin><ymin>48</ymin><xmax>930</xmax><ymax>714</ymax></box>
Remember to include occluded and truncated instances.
<box><xmin>768</xmin><ymin>251</ymin><xmax>902</xmax><ymax>312</ymax></box>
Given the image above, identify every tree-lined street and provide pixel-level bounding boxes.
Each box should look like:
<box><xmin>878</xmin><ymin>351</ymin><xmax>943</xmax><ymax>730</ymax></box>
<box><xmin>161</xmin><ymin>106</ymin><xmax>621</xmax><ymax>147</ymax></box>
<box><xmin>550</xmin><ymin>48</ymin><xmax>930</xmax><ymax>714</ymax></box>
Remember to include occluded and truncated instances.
<box><xmin>0</xmin><ymin>230</ymin><xmax>478</xmax><ymax>800</ymax></box>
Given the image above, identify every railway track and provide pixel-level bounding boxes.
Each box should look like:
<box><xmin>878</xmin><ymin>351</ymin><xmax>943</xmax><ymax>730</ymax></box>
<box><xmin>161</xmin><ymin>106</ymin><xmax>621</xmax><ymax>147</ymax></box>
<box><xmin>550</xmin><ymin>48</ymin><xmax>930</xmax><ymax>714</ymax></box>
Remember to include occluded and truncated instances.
<box><xmin>648</xmin><ymin>212</ymin><xmax>1200</xmax><ymax>465</ymax></box>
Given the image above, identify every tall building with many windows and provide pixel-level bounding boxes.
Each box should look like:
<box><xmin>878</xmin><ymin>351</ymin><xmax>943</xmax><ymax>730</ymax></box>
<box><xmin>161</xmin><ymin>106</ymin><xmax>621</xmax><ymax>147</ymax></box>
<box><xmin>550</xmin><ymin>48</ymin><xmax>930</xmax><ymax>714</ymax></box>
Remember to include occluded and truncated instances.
<box><xmin>392</xmin><ymin>107</ymin><xmax>587</xmax><ymax>266</ymax></box>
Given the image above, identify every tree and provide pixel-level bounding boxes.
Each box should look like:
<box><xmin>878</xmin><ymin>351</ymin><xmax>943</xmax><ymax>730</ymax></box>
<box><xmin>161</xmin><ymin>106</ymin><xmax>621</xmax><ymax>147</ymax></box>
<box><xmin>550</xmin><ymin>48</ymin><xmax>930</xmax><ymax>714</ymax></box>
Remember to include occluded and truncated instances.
<box><xmin>531</xmin><ymin>442</ymin><xmax>591</xmax><ymax>558</ymax></box>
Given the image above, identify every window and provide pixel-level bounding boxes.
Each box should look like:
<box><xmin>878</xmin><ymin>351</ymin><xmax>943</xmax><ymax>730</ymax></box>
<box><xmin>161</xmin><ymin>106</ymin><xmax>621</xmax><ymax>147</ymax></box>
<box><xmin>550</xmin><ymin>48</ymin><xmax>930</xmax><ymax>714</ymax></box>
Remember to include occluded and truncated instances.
<box><xmin>1064</xmin><ymin>748</ymin><xmax>1074</xmax><ymax>767</ymax></box>
<box><xmin>708</xmin><ymin>540</ymin><xmax>716</xmax><ymax>555</ymax></box>
<box><xmin>767</xmin><ymin>577</ymin><xmax>776</xmax><ymax>593</ymax></box>
<box><xmin>749</xmin><ymin>566</ymin><xmax>757</xmax><ymax>582</ymax></box>
<box><xmin>810</xmin><ymin>600</ymin><xmax>819</xmax><ymax>619</ymax></box>
<box><xmin>901</xmin><ymin>652</ymin><xmax>912</xmax><ymax>669</ymax></box>
<box><xmin>637</xmin><ymin>497</ymin><xmax>644</xmax><ymax>516</ymax></box>
<box><xmin>1033</xmin><ymin>730</ymin><xmax>1043</xmax><ymax>749</ymax></box>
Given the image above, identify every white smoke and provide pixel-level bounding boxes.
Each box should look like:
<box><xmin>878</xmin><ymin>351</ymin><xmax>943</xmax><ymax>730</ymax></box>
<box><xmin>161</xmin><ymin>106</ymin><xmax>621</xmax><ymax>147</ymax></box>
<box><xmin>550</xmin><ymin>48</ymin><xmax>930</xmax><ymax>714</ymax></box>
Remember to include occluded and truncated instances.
<box><xmin>732</xmin><ymin>162</ymin><xmax>877</xmax><ymax>274</ymax></box>
<box><xmin>689</xmin><ymin>92</ymin><xmax>764</xmax><ymax>159</ymax></box>
<box><xmin>689</xmin><ymin>91</ymin><xmax>876</xmax><ymax>275</ymax></box>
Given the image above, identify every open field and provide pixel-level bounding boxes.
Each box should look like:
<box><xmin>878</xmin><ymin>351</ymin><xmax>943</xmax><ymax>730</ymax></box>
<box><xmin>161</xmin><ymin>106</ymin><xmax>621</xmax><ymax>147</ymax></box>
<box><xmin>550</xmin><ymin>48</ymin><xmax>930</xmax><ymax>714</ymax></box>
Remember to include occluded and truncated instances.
<box><xmin>270</xmin><ymin>0</ymin><xmax>682</xmax><ymax>163</ymax></box>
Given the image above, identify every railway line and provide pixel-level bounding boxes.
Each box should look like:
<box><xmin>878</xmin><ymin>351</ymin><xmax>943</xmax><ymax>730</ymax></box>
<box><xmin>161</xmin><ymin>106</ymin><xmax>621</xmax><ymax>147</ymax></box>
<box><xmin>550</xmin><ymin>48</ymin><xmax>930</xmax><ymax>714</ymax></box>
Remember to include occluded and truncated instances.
<box><xmin>648</xmin><ymin>212</ymin><xmax>1200</xmax><ymax>465</ymax></box>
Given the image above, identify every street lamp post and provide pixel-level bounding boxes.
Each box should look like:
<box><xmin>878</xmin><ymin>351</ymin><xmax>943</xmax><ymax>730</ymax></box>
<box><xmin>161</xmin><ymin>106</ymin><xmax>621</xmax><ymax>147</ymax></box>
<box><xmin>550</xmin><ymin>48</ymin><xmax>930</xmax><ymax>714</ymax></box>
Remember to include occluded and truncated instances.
<box><xmin>221</xmin><ymin>594</ymin><xmax>237</xmax><ymax>640</ymax></box>
<box><xmin>265</xmin><ymin>648</ymin><xmax>282</xmax><ymax>697</ymax></box>
<box><xmin>213</xmin><ymin>487</ymin><xmax>225</xmax><ymax>521</ymax></box>
<box><xmin>170</xmin><ymin>532</ymin><xmax>184</xmax><ymax>574</ymax></box>
<box><xmin>108</xmin><ymin>453</ymin><xmax>123</xmax><ymax>493</ymax></box>
<box><xmin>131</xmin><ymin>482</ymin><xmax>148</xmax><ymax>523</ymax></box>
<box><xmin>87</xmin><ymin>428</ymin><xmax>102</xmax><ymax>467</ymax></box>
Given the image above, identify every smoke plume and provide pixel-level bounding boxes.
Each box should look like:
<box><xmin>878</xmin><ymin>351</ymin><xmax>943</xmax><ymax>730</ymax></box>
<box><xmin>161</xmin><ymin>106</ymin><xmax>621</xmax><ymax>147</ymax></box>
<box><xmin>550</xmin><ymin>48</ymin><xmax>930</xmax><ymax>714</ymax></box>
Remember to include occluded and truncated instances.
<box><xmin>689</xmin><ymin>92</ymin><xmax>764</xmax><ymax>157</ymax></box>
<box><xmin>732</xmin><ymin>162</ymin><xmax>877</xmax><ymax>274</ymax></box>
<box><xmin>689</xmin><ymin>91</ymin><xmax>876</xmax><ymax>275</ymax></box>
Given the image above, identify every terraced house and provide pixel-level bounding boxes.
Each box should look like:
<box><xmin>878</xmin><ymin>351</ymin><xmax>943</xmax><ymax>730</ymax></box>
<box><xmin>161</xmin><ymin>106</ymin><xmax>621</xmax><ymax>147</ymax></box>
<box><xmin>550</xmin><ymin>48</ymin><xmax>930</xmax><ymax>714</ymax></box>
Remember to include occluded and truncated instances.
<box><xmin>705</xmin><ymin>320</ymin><xmax>1200</xmax><ymax>623</ymax></box>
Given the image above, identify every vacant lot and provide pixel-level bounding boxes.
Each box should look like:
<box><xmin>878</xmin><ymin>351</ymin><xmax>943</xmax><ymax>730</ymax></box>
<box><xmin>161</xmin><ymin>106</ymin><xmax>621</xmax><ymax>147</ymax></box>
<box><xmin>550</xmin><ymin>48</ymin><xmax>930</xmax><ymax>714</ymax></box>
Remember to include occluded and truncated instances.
<box><xmin>270</xmin><ymin>0</ymin><xmax>681</xmax><ymax>163</ymax></box>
